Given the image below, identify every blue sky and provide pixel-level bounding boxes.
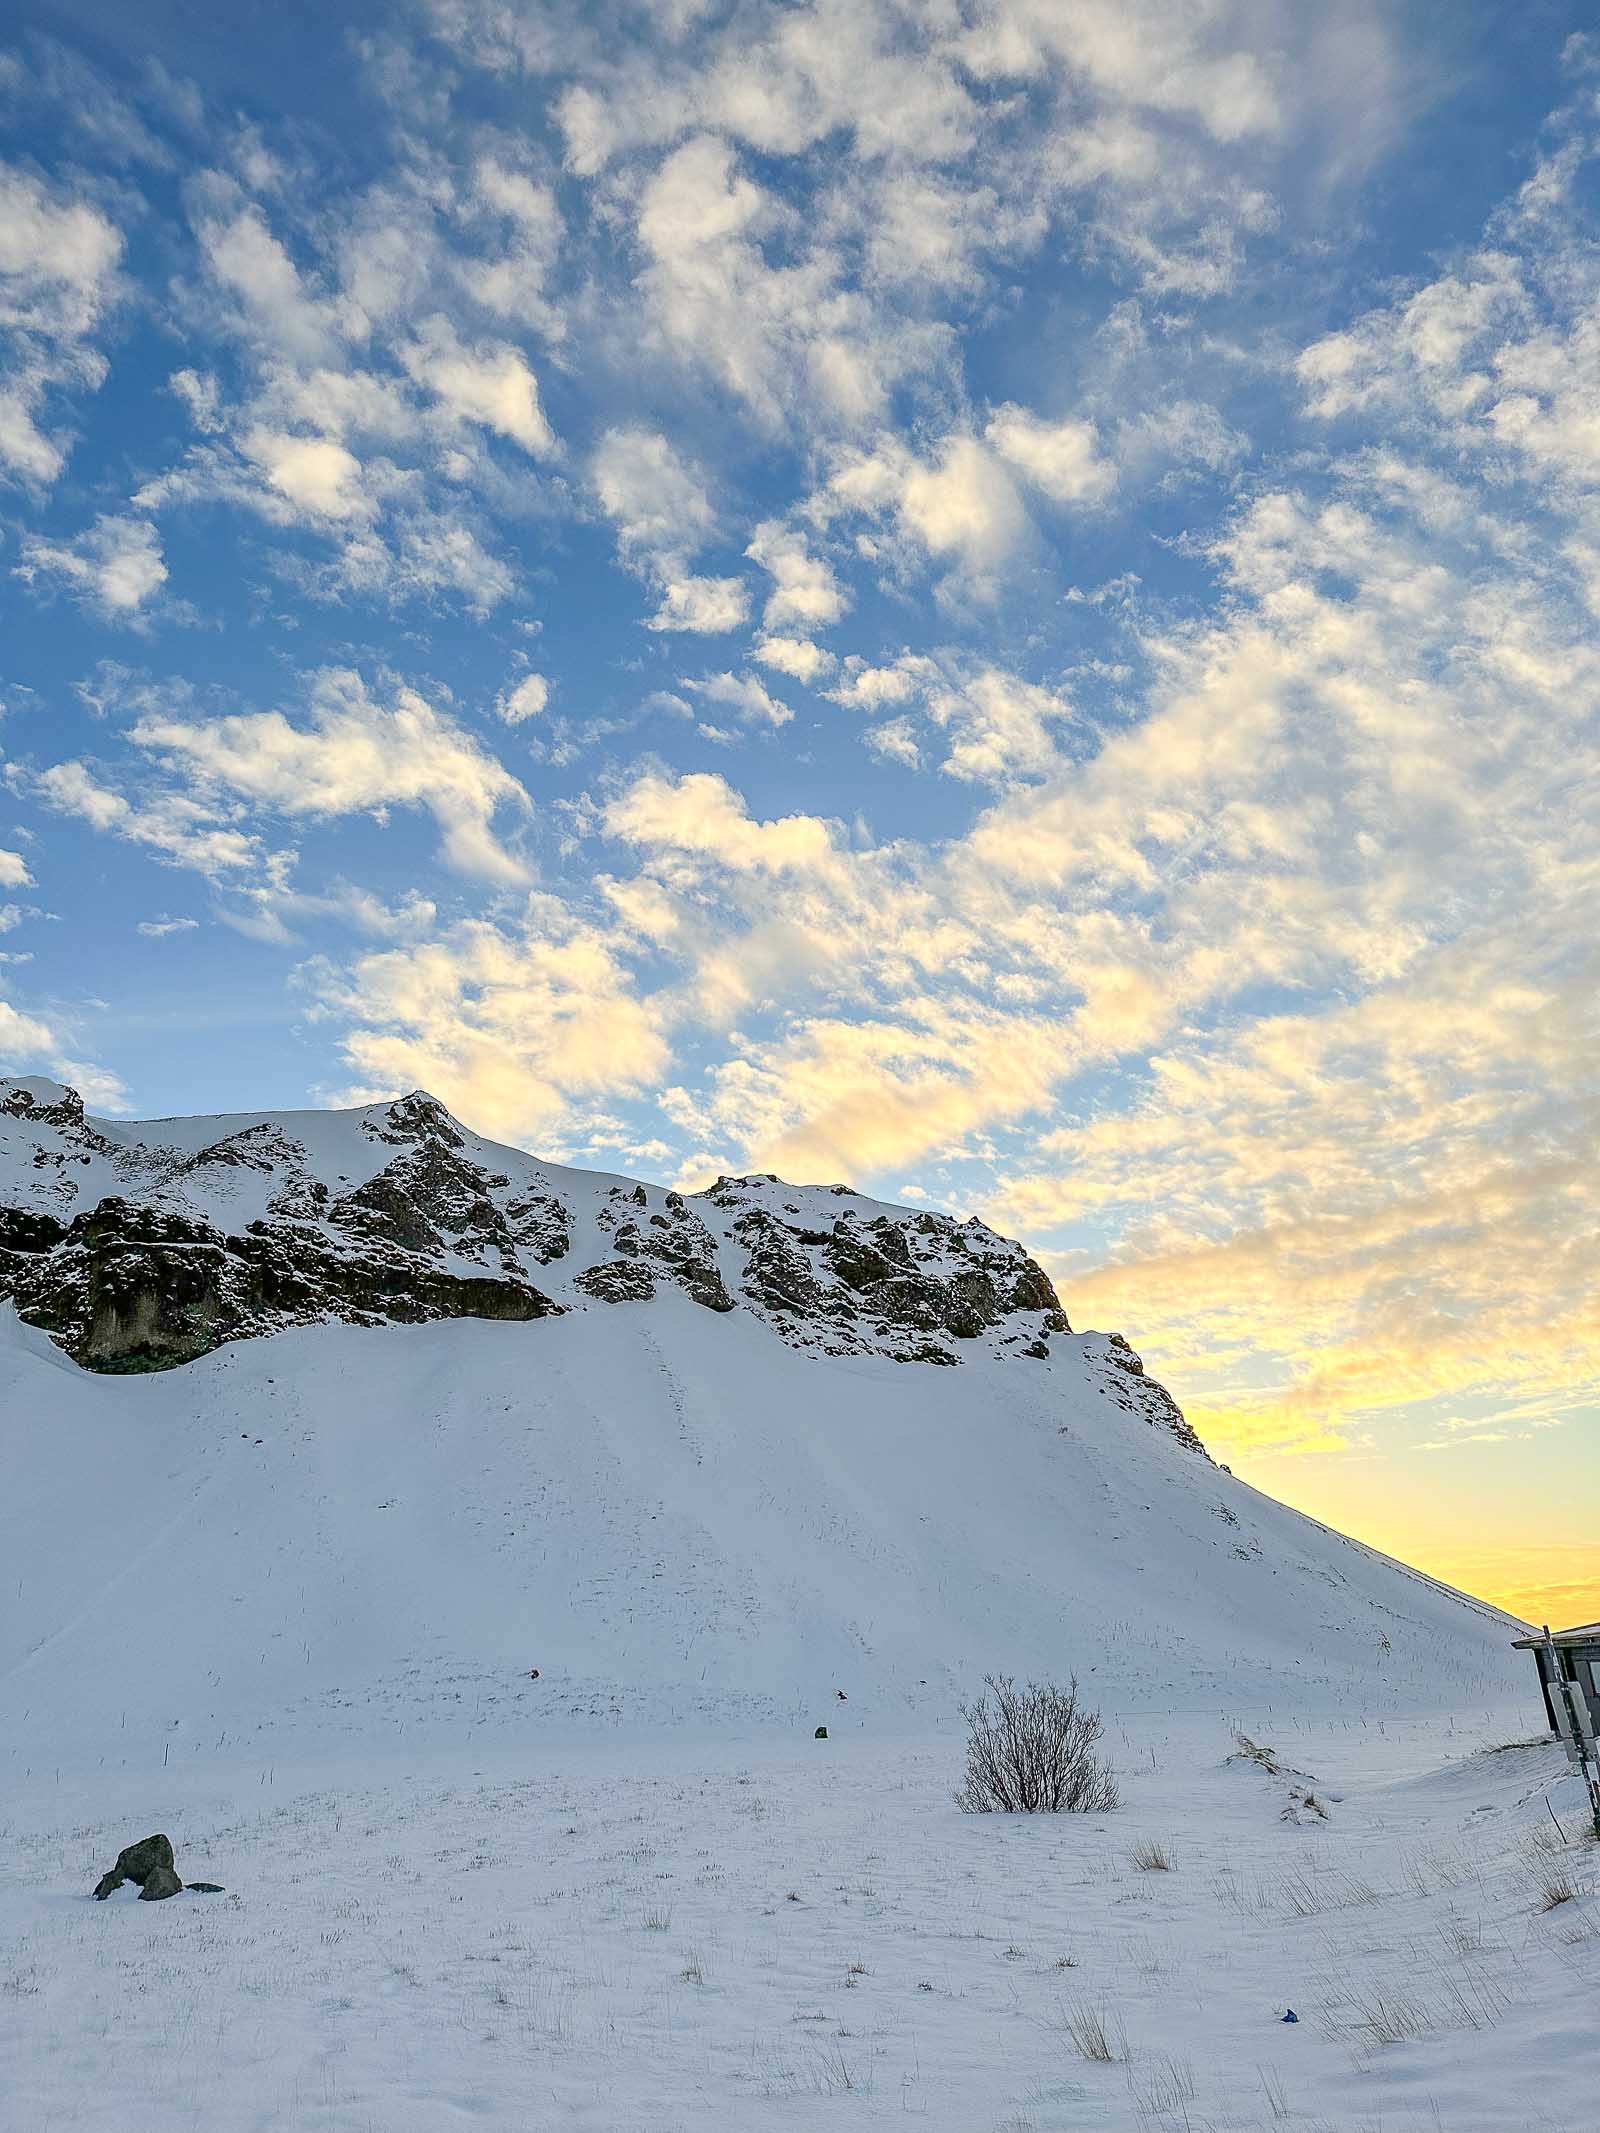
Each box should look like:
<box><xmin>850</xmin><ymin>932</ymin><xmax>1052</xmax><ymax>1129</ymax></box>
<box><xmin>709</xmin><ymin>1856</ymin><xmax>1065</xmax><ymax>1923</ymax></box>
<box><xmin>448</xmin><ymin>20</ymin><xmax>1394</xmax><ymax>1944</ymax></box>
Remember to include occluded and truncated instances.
<box><xmin>2</xmin><ymin>1</ymin><xmax>1596</xmax><ymax>1614</ymax></box>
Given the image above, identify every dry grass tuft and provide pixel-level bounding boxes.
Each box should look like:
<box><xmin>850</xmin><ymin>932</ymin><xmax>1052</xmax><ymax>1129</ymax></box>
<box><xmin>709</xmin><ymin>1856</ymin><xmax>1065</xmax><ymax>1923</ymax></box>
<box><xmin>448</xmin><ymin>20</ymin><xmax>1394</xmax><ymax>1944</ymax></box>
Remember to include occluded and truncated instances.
<box><xmin>1059</xmin><ymin>2000</ymin><xmax>1127</xmax><ymax>2063</ymax></box>
<box><xmin>1129</xmin><ymin>1837</ymin><xmax>1172</xmax><ymax>1872</ymax></box>
<box><xmin>1536</xmin><ymin>1859</ymin><xmax>1580</xmax><ymax>1911</ymax></box>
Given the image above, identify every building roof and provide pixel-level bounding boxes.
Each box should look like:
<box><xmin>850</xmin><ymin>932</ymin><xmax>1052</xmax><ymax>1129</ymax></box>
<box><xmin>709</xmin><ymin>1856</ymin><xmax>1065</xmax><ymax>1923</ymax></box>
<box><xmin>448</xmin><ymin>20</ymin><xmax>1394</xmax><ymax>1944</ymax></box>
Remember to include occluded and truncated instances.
<box><xmin>1511</xmin><ymin>1622</ymin><xmax>1600</xmax><ymax>1649</ymax></box>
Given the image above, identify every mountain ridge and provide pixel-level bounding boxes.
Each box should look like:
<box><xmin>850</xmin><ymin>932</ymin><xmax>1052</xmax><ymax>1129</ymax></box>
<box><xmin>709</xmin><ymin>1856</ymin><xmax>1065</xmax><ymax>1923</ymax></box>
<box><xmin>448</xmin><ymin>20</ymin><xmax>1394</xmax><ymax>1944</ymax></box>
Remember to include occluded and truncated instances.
<box><xmin>0</xmin><ymin>1074</ymin><xmax>1203</xmax><ymax>1453</ymax></box>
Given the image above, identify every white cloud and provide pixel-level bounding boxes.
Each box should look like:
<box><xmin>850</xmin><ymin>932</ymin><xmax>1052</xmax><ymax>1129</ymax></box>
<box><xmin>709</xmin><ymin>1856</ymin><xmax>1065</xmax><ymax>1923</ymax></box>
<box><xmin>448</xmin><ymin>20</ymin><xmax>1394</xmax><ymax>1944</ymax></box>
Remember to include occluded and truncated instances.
<box><xmin>985</xmin><ymin>404</ymin><xmax>1115</xmax><ymax>506</ymax></box>
<box><xmin>334</xmin><ymin>516</ymin><xmax>515</xmax><ymax>615</ymax></box>
<box><xmin>0</xmin><ymin>849</ymin><xmax>33</xmax><ymax>888</ymax></box>
<box><xmin>606</xmin><ymin>770</ymin><xmax>839</xmax><ymax>874</ymax></box>
<box><xmin>137</xmin><ymin>915</ymin><xmax>199</xmax><ymax>936</ymax></box>
<box><xmin>826</xmin><ymin>654</ymin><xmax>929</xmax><ymax>709</ymax></box>
<box><xmin>400</xmin><ymin>313</ymin><xmax>555</xmax><ymax>454</ymax></box>
<box><xmin>38</xmin><ymin>758</ymin><xmax>258</xmax><ymax>874</ymax></box>
<box><xmin>0</xmin><ymin>995</ymin><xmax>127</xmax><ymax>1111</ymax></box>
<box><xmin>826</xmin><ymin>432</ymin><xmax>1028</xmax><ymax>586</ymax></box>
<box><xmin>898</xmin><ymin>437</ymin><xmax>1027</xmax><ymax>566</ymax></box>
<box><xmin>310</xmin><ymin>897</ymin><xmax>670</xmax><ymax>1150</ymax></box>
<box><xmin>592</xmin><ymin>424</ymin><xmax>714</xmax><ymax>553</ymax></box>
<box><xmin>189</xmin><ymin>178</ymin><xmax>352</xmax><ymax>365</ymax></box>
<box><xmin>459</xmin><ymin>157</ymin><xmax>563</xmax><ymax>332</ymax></box>
<box><xmin>241</xmin><ymin>430</ymin><xmax>370</xmax><ymax>521</ymax></box>
<box><xmin>495</xmin><ymin>672</ymin><xmax>550</xmax><ymax>724</ymax></box>
<box><xmin>754</xmin><ymin>635</ymin><xmax>834</xmax><ymax>682</ymax></box>
<box><xmin>638</xmin><ymin>132</ymin><xmax>765</xmax><ymax>255</ymax></box>
<box><xmin>169</xmin><ymin>366</ymin><xmax>223</xmax><ymax>432</ymax></box>
<box><xmin>826</xmin><ymin>653</ymin><xmax>1068</xmax><ymax>782</ymax></box>
<box><xmin>628</xmin><ymin>128</ymin><xmax>926</xmax><ymax>435</ymax></box>
<box><xmin>0</xmin><ymin>162</ymin><xmax>123</xmax><ymax>339</ymax></box>
<box><xmin>130</xmin><ymin>668</ymin><xmax>533</xmax><ymax>882</ymax></box>
<box><xmin>863</xmin><ymin>716</ymin><xmax>921</xmax><ymax>768</ymax></box>
<box><xmin>0</xmin><ymin>160</ymin><xmax>122</xmax><ymax>488</ymax></box>
<box><xmin>18</xmin><ymin>513</ymin><xmax>168</xmax><ymax>618</ymax></box>
<box><xmin>992</xmin><ymin>0</ymin><xmax>1282</xmax><ymax>143</ymax></box>
<box><xmin>926</xmin><ymin>667</ymin><xmax>1074</xmax><ymax>785</ymax></box>
<box><xmin>745</xmin><ymin>518</ymin><xmax>848</xmax><ymax>630</ymax></box>
<box><xmin>592</xmin><ymin>425</ymin><xmax>748</xmax><ymax>632</ymax></box>
<box><xmin>127</xmin><ymin>178</ymin><xmax>550</xmax><ymax>617</ymax></box>
<box><xmin>681</xmin><ymin>669</ymin><xmax>792</xmax><ymax>728</ymax></box>
<box><xmin>648</xmin><ymin>573</ymin><xmax>749</xmax><ymax>633</ymax></box>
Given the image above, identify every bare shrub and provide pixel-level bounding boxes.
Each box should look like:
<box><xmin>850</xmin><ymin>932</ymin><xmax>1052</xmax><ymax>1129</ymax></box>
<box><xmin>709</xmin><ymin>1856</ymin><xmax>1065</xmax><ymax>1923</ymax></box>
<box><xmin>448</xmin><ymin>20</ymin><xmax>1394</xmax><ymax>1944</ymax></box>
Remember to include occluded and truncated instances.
<box><xmin>1129</xmin><ymin>1838</ymin><xmax>1171</xmax><ymax>1871</ymax></box>
<box><xmin>956</xmin><ymin>1675</ymin><xmax>1119</xmax><ymax>1814</ymax></box>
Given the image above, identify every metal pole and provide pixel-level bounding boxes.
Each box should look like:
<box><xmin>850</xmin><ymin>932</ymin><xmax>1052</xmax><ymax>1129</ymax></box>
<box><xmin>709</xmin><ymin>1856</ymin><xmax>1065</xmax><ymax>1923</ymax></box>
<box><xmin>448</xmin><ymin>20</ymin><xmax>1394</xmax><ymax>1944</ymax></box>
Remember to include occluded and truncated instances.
<box><xmin>1543</xmin><ymin>1626</ymin><xmax>1600</xmax><ymax>1843</ymax></box>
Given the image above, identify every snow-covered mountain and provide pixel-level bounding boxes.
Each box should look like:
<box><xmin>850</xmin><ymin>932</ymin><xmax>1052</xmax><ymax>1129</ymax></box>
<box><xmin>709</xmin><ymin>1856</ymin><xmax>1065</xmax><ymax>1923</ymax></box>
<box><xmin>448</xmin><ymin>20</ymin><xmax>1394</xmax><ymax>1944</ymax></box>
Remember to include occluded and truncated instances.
<box><xmin>0</xmin><ymin>1073</ymin><xmax>1199</xmax><ymax>1443</ymax></box>
<box><xmin>0</xmin><ymin>1078</ymin><xmax>1525</xmax><ymax>1773</ymax></box>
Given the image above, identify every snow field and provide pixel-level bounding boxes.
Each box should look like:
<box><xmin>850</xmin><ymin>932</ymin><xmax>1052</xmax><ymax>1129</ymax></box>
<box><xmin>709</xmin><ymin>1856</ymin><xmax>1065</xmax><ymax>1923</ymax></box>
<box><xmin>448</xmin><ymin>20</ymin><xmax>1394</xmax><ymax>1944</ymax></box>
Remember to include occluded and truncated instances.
<box><xmin>2</xmin><ymin>1719</ymin><xmax>1594</xmax><ymax>2132</ymax></box>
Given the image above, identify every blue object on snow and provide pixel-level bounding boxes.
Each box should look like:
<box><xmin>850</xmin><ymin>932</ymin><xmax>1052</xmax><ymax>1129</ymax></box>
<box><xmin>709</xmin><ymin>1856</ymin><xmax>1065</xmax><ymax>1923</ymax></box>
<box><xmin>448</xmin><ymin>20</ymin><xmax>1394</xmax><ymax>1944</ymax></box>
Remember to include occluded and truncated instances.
<box><xmin>1281</xmin><ymin>2009</ymin><xmax>1298</xmax><ymax>2024</ymax></box>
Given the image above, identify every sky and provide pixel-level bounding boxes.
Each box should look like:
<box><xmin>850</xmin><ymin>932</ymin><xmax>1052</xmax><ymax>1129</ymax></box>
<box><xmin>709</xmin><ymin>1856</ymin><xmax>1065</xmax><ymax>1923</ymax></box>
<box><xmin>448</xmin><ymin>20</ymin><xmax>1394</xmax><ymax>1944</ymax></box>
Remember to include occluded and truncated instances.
<box><xmin>0</xmin><ymin>0</ymin><xmax>1595</xmax><ymax>1626</ymax></box>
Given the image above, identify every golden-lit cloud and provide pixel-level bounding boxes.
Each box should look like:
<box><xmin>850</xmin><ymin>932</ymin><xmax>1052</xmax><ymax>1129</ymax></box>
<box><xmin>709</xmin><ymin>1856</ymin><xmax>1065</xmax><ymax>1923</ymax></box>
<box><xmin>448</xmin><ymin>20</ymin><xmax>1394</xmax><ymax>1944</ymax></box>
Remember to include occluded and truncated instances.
<box><xmin>312</xmin><ymin>895</ymin><xmax>670</xmax><ymax>1150</ymax></box>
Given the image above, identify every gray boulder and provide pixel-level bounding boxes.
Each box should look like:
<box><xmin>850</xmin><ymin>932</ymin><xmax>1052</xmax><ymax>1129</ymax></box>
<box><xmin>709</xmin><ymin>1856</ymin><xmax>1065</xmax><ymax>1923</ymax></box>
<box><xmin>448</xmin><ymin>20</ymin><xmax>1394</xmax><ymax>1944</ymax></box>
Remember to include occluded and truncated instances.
<box><xmin>93</xmin><ymin>1833</ymin><xmax>174</xmax><ymax>1900</ymax></box>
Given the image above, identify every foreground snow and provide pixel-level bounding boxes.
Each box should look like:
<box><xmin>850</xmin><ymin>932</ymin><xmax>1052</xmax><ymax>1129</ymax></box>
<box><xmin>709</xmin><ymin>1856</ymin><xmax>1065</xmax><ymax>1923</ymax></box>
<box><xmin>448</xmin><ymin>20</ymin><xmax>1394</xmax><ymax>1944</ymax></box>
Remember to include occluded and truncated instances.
<box><xmin>2</xmin><ymin>1719</ymin><xmax>1594</xmax><ymax>2132</ymax></box>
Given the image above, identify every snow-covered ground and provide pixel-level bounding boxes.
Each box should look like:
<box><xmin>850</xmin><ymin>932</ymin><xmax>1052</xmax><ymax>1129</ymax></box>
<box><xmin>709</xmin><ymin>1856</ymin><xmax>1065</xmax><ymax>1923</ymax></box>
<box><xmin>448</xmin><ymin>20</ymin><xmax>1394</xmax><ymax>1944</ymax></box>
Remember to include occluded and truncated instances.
<box><xmin>3</xmin><ymin>1719</ymin><xmax>1594</xmax><ymax>2132</ymax></box>
<box><xmin>1</xmin><ymin>1185</ymin><xmax>1588</xmax><ymax>2129</ymax></box>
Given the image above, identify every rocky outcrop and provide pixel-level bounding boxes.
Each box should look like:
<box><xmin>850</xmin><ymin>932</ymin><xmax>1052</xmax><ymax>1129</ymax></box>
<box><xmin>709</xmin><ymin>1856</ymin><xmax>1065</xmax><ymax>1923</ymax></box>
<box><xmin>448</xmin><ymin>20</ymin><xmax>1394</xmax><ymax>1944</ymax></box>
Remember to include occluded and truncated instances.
<box><xmin>575</xmin><ymin>1256</ymin><xmax>656</xmax><ymax>1303</ymax></box>
<box><xmin>1083</xmin><ymin>1331</ymin><xmax>1208</xmax><ymax>1456</ymax></box>
<box><xmin>5</xmin><ymin>1193</ymin><xmax>559</xmax><ymax>1372</ymax></box>
<box><xmin>0</xmin><ymin>1078</ymin><xmax>1206</xmax><ymax>1456</ymax></box>
<box><xmin>713</xmin><ymin>1180</ymin><xmax>1072</xmax><ymax>1368</ymax></box>
<box><xmin>593</xmin><ymin>1185</ymin><xmax>736</xmax><ymax>1312</ymax></box>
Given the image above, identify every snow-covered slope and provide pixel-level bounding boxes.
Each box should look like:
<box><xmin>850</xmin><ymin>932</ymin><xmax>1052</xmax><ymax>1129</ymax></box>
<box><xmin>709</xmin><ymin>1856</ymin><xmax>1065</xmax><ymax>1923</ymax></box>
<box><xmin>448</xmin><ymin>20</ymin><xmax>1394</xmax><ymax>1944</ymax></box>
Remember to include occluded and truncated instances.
<box><xmin>0</xmin><ymin>1086</ymin><xmax>1526</xmax><ymax>1778</ymax></box>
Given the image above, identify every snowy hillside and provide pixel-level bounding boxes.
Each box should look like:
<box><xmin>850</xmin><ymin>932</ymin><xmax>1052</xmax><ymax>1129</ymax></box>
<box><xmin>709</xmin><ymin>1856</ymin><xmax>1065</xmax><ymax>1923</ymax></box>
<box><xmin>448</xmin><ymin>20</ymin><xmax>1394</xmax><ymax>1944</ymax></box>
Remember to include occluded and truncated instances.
<box><xmin>2</xmin><ymin>1088</ymin><xmax>1571</xmax><ymax>2133</ymax></box>
<box><xmin>0</xmin><ymin>1082</ymin><xmax>1525</xmax><ymax>1780</ymax></box>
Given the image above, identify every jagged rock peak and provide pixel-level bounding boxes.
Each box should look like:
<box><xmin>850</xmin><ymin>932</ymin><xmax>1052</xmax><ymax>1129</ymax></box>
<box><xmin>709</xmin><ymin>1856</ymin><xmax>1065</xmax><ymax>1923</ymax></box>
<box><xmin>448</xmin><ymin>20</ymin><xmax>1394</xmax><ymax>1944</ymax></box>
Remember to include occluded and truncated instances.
<box><xmin>0</xmin><ymin>1079</ymin><xmax>1204</xmax><ymax>1455</ymax></box>
<box><xmin>3</xmin><ymin>1076</ymin><xmax>86</xmax><ymax>1127</ymax></box>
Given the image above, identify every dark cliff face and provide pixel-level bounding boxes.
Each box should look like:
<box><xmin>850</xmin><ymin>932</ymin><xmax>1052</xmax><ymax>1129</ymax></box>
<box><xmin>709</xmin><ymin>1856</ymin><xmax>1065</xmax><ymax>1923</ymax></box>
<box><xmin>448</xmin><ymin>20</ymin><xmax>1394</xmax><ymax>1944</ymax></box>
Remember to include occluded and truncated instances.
<box><xmin>2</xmin><ymin>1196</ymin><xmax>559</xmax><ymax>1374</ymax></box>
<box><xmin>0</xmin><ymin>1078</ymin><xmax>1205</xmax><ymax>1455</ymax></box>
<box><xmin>0</xmin><ymin>1084</ymin><xmax>565</xmax><ymax>1371</ymax></box>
